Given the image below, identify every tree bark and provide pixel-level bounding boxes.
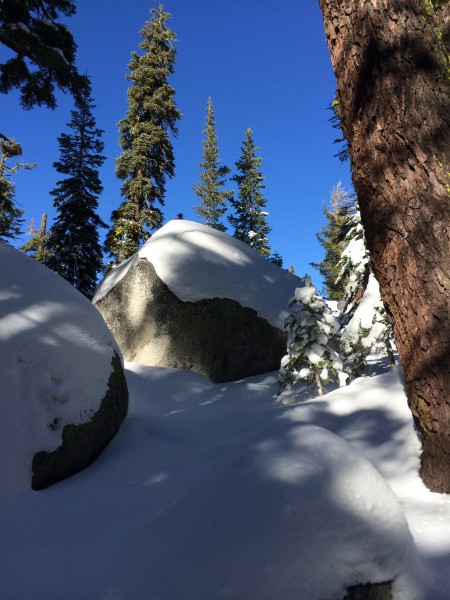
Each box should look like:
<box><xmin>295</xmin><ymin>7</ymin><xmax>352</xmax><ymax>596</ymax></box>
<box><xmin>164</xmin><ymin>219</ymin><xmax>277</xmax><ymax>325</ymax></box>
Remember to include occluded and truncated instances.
<box><xmin>318</xmin><ymin>0</ymin><xmax>450</xmax><ymax>492</ymax></box>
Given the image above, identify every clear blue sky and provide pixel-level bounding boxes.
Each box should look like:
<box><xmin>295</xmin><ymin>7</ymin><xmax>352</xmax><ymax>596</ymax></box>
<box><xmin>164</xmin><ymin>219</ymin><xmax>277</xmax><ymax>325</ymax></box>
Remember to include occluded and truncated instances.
<box><xmin>3</xmin><ymin>0</ymin><xmax>352</xmax><ymax>284</ymax></box>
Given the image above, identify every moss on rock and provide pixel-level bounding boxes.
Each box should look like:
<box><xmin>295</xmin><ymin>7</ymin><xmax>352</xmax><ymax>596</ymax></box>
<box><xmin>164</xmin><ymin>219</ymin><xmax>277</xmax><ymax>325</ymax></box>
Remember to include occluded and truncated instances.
<box><xmin>32</xmin><ymin>352</ymin><xmax>128</xmax><ymax>491</ymax></box>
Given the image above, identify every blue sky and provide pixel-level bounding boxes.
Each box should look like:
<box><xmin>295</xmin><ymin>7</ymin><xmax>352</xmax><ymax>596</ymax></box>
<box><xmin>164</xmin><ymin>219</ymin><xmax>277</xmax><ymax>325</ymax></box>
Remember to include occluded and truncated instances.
<box><xmin>3</xmin><ymin>0</ymin><xmax>352</xmax><ymax>284</ymax></box>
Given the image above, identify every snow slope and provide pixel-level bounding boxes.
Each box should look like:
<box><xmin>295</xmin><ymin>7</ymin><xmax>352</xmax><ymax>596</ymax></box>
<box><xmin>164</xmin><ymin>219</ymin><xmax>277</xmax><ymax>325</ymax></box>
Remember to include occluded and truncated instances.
<box><xmin>0</xmin><ymin>244</ymin><xmax>121</xmax><ymax>497</ymax></box>
<box><xmin>1</xmin><ymin>362</ymin><xmax>449</xmax><ymax>599</ymax></box>
<box><xmin>2</xmin><ymin>229</ymin><xmax>449</xmax><ymax>599</ymax></box>
<box><xmin>93</xmin><ymin>220</ymin><xmax>302</xmax><ymax>329</ymax></box>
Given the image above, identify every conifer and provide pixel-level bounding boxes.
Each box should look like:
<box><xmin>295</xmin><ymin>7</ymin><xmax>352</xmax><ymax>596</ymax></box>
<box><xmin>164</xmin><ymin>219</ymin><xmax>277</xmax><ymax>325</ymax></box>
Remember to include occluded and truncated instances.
<box><xmin>20</xmin><ymin>213</ymin><xmax>49</xmax><ymax>263</ymax></box>
<box><xmin>45</xmin><ymin>76</ymin><xmax>106</xmax><ymax>298</ymax></box>
<box><xmin>310</xmin><ymin>182</ymin><xmax>355</xmax><ymax>300</ymax></box>
<box><xmin>0</xmin><ymin>0</ymin><xmax>82</xmax><ymax>110</ymax></box>
<box><xmin>337</xmin><ymin>210</ymin><xmax>396</xmax><ymax>376</ymax></box>
<box><xmin>193</xmin><ymin>97</ymin><xmax>232</xmax><ymax>231</ymax></box>
<box><xmin>105</xmin><ymin>4</ymin><xmax>181</xmax><ymax>263</ymax></box>
<box><xmin>278</xmin><ymin>277</ymin><xmax>347</xmax><ymax>401</ymax></box>
<box><xmin>228</xmin><ymin>128</ymin><xmax>271</xmax><ymax>257</ymax></box>
<box><xmin>0</xmin><ymin>137</ymin><xmax>29</xmax><ymax>242</ymax></box>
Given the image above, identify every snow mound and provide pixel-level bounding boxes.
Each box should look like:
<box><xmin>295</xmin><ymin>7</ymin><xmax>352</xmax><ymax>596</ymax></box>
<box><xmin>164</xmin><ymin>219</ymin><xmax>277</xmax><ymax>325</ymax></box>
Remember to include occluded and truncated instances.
<box><xmin>94</xmin><ymin>220</ymin><xmax>301</xmax><ymax>329</ymax></box>
<box><xmin>145</xmin><ymin>423</ymin><xmax>416</xmax><ymax>600</ymax></box>
<box><xmin>0</xmin><ymin>244</ymin><xmax>122</xmax><ymax>496</ymax></box>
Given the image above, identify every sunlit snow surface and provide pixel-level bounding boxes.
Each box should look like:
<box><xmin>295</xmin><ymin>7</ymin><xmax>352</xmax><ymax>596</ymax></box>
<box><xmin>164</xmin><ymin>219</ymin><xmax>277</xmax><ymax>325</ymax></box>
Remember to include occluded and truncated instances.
<box><xmin>0</xmin><ymin>244</ymin><xmax>120</xmax><ymax>497</ymax></box>
<box><xmin>1</xmin><ymin>362</ymin><xmax>449</xmax><ymax>599</ymax></box>
<box><xmin>2</xmin><ymin>230</ymin><xmax>450</xmax><ymax>599</ymax></box>
<box><xmin>93</xmin><ymin>220</ymin><xmax>301</xmax><ymax>329</ymax></box>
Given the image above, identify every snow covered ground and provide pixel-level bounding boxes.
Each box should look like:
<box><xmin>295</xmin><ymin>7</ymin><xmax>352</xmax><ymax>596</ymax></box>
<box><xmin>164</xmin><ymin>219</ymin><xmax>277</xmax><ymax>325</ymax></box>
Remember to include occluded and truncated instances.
<box><xmin>1</xmin><ymin>360</ymin><xmax>449</xmax><ymax>599</ymax></box>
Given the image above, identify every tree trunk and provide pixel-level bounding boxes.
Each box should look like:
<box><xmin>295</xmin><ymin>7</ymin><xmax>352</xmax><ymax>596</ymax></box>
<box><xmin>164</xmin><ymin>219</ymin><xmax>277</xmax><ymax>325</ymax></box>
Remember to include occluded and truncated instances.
<box><xmin>318</xmin><ymin>0</ymin><xmax>450</xmax><ymax>493</ymax></box>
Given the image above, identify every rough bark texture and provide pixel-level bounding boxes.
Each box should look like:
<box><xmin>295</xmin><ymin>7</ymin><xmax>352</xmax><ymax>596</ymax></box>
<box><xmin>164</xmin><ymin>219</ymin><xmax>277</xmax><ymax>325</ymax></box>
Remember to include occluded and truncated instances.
<box><xmin>319</xmin><ymin>0</ymin><xmax>450</xmax><ymax>492</ymax></box>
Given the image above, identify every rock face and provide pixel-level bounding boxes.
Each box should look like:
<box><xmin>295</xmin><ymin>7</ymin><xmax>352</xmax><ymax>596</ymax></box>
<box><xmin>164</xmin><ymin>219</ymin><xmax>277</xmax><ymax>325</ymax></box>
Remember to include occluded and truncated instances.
<box><xmin>32</xmin><ymin>353</ymin><xmax>128</xmax><ymax>491</ymax></box>
<box><xmin>95</xmin><ymin>258</ymin><xmax>287</xmax><ymax>383</ymax></box>
<box><xmin>0</xmin><ymin>243</ymin><xmax>129</xmax><ymax>494</ymax></box>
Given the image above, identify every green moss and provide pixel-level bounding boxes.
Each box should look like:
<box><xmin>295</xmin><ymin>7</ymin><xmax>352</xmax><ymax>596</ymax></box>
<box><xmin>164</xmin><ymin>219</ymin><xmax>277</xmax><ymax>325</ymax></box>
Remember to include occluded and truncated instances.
<box><xmin>32</xmin><ymin>352</ymin><xmax>128</xmax><ymax>490</ymax></box>
<box><xmin>422</xmin><ymin>0</ymin><xmax>450</xmax><ymax>81</ymax></box>
<box><xmin>62</xmin><ymin>352</ymin><xmax>128</xmax><ymax>445</ymax></box>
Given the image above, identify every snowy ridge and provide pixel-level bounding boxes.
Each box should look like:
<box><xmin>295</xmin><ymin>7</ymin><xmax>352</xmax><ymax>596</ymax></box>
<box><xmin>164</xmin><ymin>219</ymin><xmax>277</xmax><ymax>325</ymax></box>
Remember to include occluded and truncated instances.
<box><xmin>94</xmin><ymin>220</ymin><xmax>302</xmax><ymax>329</ymax></box>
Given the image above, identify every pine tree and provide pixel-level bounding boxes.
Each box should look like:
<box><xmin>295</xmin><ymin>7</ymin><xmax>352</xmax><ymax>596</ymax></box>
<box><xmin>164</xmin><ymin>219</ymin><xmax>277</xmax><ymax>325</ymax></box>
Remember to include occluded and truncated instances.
<box><xmin>105</xmin><ymin>3</ymin><xmax>181</xmax><ymax>264</ymax></box>
<box><xmin>0</xmin><ymin>137</ymin><xmax>29</xmax><ymax>242</ymax></box>
<box><xmin>228</xmin><ymin>128</ymin><xmax>271</xmax><ymax>256</ymax></box>
<box><xmin>310</xmin><ymin>182</ymin><xmax>355</xmax><ymax>300</ymax></box>
<box><xmin>193</xmin><ymin>97</ymin><xmax>232</xmax><ymax>231</ymax></box>
<box><xmin>0</xmin><ymin>0</ymin><xmax>82</xmax><ymax>110</ymax></box>
<box><xmin>269</xmin><ymin>251</ymin><xmax>283</xmax><ymax>267</ymax></box>
<box><xmin>278</xmin><ymin>277</ymin><xmax>347</xmax><ymax>401</ymax></box>
<box><xmin>337</xmin><ymin>209</ymin><xmax>395</xmax><ymax>377</ymax></box>
<box><xmin>20</xmin><ymin>213</ymin><xmax>49</xmax><ymax>262</ymax></box>
<box><xmin>45</xmin><ymin>76</ymin><xmax>106</xmax><ymax>299</ymax></box>
<box><xmin>319</xmin><ymin>0</ymin><xmax>450</xmax><ymax>492</ymax></box>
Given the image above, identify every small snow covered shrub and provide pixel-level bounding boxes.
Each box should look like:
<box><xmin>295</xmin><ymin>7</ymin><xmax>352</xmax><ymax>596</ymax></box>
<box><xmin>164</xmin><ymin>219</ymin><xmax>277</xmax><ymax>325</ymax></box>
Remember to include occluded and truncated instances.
<box><xmin>278</xmin><ymin>277</ymin><xmax>347</xmax><ymax>400</ymax></box>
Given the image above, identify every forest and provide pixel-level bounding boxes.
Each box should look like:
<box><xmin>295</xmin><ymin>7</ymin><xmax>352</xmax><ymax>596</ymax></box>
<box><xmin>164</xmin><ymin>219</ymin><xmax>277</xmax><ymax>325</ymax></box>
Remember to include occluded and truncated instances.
<box><xmin>0</xmin><ymin>1</ymin><xmax>449</xmax><ymax>599</ymax></box>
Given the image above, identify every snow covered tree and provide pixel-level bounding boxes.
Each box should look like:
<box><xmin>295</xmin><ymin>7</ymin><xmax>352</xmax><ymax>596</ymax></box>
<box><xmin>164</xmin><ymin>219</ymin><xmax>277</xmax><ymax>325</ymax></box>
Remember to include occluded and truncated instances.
<box><xmin>105</xmin><ymin>3</ymin><xmax>181</xmax><ymax>263</ymax></box>
<box><xmin>337</xmin><ymin>210</ymin><xmax>395</xmax><ymax>377</ymax></box>
<box><xmin>0</xmin><ymin>137</ymin><xmax>30</xmax><ymax>242</ymax></box>
<box><xmin>278</xmin><ymin>277</ymin><xmax>347</xmax><ymax>401</ymax></box>
<box><xmin>193</xmin><ymin>97</ymin><xmax>232</xmax><ymax>231</ymax></box>
<box><xmin>0</xmin><ymin>0</ymin><xmax>82</xmax><ymax>110</ymax></box>
<box><xmin>20</xmin><ymin>213</ymin><xmax>49</xmax><ymax>262</ymax></box>
<box><xmin>310</xmin><ymin>182</ymin><xmax>355</xmax><ymax>300</ymax></box>
<box><xmin>45</xmin><ymin>76</ymin><xmax>106</xmax><ymax>299</ymax></box>
<box><xmin>228</xmin><ymin>128</ymin><xmax>271</xmax><ymax>257</ymax></box>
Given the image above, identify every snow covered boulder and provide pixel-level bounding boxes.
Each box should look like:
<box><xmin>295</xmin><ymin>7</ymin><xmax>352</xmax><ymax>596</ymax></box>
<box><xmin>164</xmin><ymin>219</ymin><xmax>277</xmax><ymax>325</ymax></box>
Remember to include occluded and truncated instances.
<box><xmin>146</xmin><ymin>423</ymin><xmax>416</xmax><ymax>600</ymax></box>
<box><xmin>94</xmin><ymin>220</ymin><xmax>301</xmax><ymax>383</ymax></box>
<box><xmin>0</xmin><ymin>244</ymin><xmax>128</xmax><ymax>493</ymax></box>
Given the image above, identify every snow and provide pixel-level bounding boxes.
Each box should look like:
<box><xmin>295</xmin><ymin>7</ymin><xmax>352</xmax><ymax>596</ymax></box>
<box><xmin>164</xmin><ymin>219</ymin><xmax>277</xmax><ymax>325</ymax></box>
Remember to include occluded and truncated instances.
<box><xmin>2</xmin><ymin>236</ymin><xmax>450</xmax><ymax>599</ymax></box>
<box><xmin>340</xmin><ymin>273</ymin><xmax>391</xmax><ymax>355</ymax></box>
<box><xmin>0</xmin><ymin>243</ymin><xmax>121</xmax><ymax>497</ymax></box>
<box><xmin>93</xmin><ymin>220</ymin><xmax>301</xmax><ymax>329</ymax></box>
<box><xmin>1</xmin><ymin>362</ymin><xmax>448</xmax><ymax>599</ymax></box>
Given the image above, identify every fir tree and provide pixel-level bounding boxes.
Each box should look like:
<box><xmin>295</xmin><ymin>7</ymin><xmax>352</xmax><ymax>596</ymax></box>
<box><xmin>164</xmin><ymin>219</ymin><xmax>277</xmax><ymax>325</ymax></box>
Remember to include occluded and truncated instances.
<box><xmin>337</xmin><ymin>210</ymin><xmax>395</xmax><ymax>376</ymax></box>
<box><xmin>105</xmin><ymin>3</ymin><xmax>181</xmax><ymax>264</ymax></box>
<box><xmin>278</xmin><ymin>277</ymin><xmax>347</xmax><ymax>401</ymax></box>
<box><xmin>228</xmin><ymin>128</ymin><xmax>271</xmax><ymax>256</ymax></box>
<box><xmin>20</xmin><ymin>213</ymin><xmax>49</xmax><ymax>262</ymax></box>
<box><xmin>193</xmin><ymin>97</ymin><xmax>232</xmax><ymax>231</ymax></box>
<box><xmin>45</xmin><ymin>76</ymin><xmax>106</xmax><ymax>299</ymax></box>
<box><xmin>0</xmin><ymin>0</ymin><xmax>83</xmax><ymax>110</ymax></box>
<box><xmin>269</xmin><ymin>251</ymin><xmax>283</xmax><ymax>267</ymax></box>
<box><xmin>310</xmin><ymin>182</ymin><xmax>355</xmax><ymax>300</ymax></box>
<box><xmin>0</xmin><ymin>137</ymin><xmax>30</xmax><ymax>242</ymax></box>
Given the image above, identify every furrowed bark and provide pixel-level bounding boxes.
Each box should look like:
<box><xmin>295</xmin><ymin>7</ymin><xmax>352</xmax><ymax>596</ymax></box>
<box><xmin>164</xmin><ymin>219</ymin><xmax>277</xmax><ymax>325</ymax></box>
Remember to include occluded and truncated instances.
<box><xmin>319</xmin><ymin>0</ymin><xmax>450</xmax><ymax>492</ymax></box>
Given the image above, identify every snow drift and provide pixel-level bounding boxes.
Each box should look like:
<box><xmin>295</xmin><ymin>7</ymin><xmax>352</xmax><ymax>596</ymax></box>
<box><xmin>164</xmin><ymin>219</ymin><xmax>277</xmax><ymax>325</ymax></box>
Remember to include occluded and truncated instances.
<box><xmin>0</xmin><ymin>243</ymin><xmax>128</xmax><ymax>494</ymax></box>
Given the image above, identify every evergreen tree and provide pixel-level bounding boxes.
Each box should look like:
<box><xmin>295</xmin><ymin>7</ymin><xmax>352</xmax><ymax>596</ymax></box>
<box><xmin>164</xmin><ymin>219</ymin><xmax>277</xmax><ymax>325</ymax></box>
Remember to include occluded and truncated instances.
<box><xmin>105</xmin><ymin>3</ymin><xmax>181</xmax><ymax>264</ymax></box>
<box><xmin>0</xmin><ymin>0</ymin><xmax>82</xmax><ymax>110</ymax></box>
<box><xmin>20</xmin><ymin>213</ymin><xmax>49</xmax><ymax>262</ymax></box>
<box><xmin>228</xmin><ymin>128</ymin><xmax>271</xmax><ymax>256</ymax></box>
<box><xmin>269</xmin><ymin>251</ymin><xmax>283</xmax><ymax>267</ymax></box>
<box><xmin>45</xmin><ymin>76</ymin><xmax>106</xmax><ymax>299</ymax></box>
<box><xmin>310</xmin><ymin>182</ymin><xmax>355</xmax><ymax>300</ymax></box>
<box><xmin>278</xmin><ymin>277</ymin><xmax>347</xmax><ymax>401</ymax></box>
<box><xmin>193</xmin><ymin>97</ymin><xmax>232</xmax><ymax>231</ymax></box>
<box><xmin>319</xmin><ymin>0</ymin><xmax>450</xmax><ymax>492</ymax></box>
<box><xmin>0</xmin><ymin>137</ymin><xmax>29</xmax><ymax>242</ymax></box>
<box><xmin>337</xmin><ymin>209</ymin><xmax>395</xmax><ymax>377</ymax></box>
